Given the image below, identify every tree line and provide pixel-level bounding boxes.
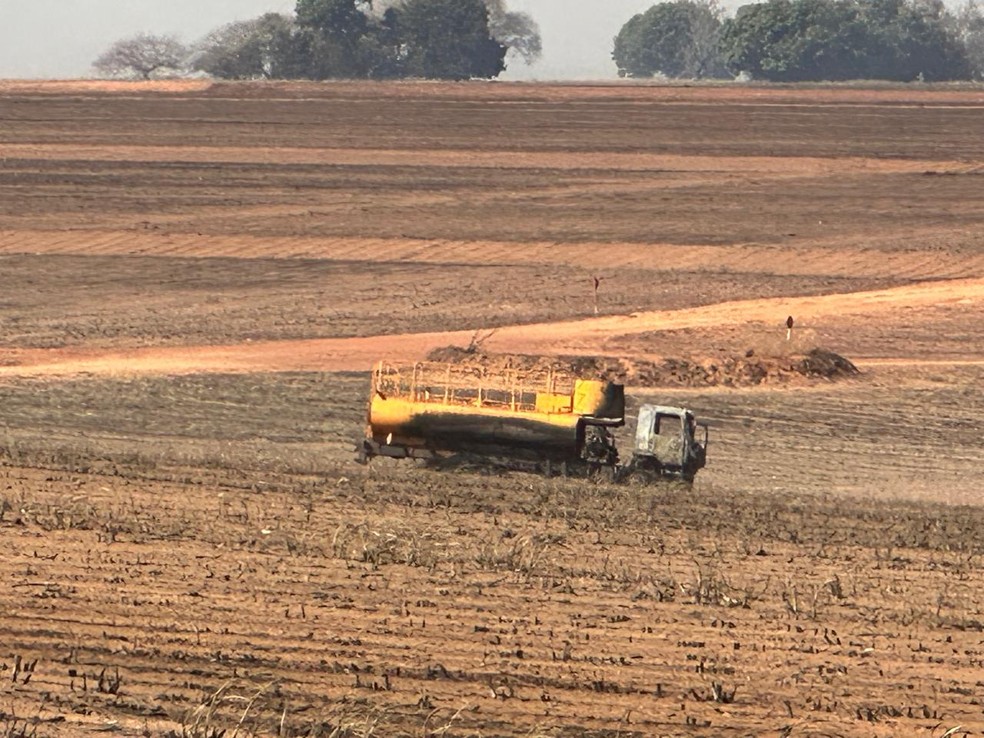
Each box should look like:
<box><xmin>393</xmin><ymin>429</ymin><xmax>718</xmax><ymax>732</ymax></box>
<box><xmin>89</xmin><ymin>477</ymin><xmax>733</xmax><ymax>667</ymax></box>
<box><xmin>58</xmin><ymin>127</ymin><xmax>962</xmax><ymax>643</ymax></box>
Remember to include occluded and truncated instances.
<box><xmin>614</xmin><ymin>0</ymin><xmax>984</xmax><ymax>81</ymax></box>
<box><xmin>95</xmin><ymin>0</ymin><xmax>984</xmax><ymax>82</ymax></box>
<box><xmin>94</xmin><ymin>0</ymin><xmax>540</xmax><ymax>81</ymax></box>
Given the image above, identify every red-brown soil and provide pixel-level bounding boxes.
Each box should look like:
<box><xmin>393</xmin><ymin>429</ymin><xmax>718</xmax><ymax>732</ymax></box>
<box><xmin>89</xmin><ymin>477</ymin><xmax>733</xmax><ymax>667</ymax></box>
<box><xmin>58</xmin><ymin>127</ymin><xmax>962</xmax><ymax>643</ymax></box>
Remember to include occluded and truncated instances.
<box><xmin>0</xmin><ymin>81</ymin><xmax>982</xmax><ymax>737</ymax></box>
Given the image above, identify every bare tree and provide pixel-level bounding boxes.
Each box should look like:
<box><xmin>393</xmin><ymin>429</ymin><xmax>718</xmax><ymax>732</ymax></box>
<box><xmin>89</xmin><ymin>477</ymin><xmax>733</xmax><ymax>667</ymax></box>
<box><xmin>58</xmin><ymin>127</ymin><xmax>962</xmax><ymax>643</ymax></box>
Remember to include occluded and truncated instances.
<box><xmin>93</xmin><ymin>34</ymin><xmax>188</xmax><ymax>80</ymax></box>
<box><xmin>485</xmin><ymin>0</ymin><xmax>542</xmax><ymax>65</ymax></box>
<box><xmin>190</xmin><ymin>14</ymin><xmax>296</xmax><ymax>79</ymax></box>
<box><xmin>685</xmin><ymin>0</ymin><xmax>726</xmax><ymax>79</ymax></box>
<box><xmin>950</xmin><ymin>0</ymin><xmax>984</xmax><ymax>79</ymax></box>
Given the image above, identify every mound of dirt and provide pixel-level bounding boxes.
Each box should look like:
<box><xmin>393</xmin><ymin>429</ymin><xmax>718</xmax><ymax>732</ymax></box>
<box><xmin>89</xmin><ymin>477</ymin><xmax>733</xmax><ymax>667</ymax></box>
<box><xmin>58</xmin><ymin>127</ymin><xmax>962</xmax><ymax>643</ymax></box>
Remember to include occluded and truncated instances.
<box><xmin>426</xmin><ymin>345</ymin><xmax>482</xmax><ymax>364</ymax></box>
<box><xmin>797</xmin><ymin>347</ymin><xmax>861</xmax><ymax>378</ymax></box>
<box><xmin>425</xmin><ymin>346</ymin><xmax>859</xmax><ymax>388</ymax></box>
<box><xmin>425</xmin><ymin>345</ymin><xmax>623</xmax><ymax>379</ymax></box>
<box><xmin>624</xmin><ymin>348</ymin><xmax>859</xmax><ymax>387</ymax></box>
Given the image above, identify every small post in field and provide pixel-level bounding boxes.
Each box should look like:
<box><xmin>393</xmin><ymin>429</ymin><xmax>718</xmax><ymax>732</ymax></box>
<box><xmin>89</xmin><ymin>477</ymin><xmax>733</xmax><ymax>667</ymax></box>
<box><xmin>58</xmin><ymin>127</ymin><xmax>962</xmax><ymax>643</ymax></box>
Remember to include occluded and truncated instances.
<box><xmin>786</xmin><ymin>315</ymin><xmax>794</xmax><ymax>342</ymax></box>
<box><xmin>593</xmin><ymin>276</ymin><xmax>601</xmax><ymax>315</ymax></box>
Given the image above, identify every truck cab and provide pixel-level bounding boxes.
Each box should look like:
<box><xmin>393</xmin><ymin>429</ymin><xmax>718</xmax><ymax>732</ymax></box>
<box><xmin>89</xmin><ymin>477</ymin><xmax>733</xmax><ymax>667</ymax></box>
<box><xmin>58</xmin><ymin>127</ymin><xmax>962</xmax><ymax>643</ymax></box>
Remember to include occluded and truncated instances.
<box><xmin>628</xmin><ymin>404</ymin><xmax>708</xmax><ymax>483</ymax></box>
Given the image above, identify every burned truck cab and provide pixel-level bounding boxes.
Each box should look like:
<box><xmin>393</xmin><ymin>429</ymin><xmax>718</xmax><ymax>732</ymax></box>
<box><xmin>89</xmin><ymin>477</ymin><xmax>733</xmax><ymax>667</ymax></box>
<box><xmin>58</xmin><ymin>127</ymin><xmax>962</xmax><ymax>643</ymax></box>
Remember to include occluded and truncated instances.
<box><xmin>628</xmin><ymin>404</ymin><xmax>708</xmax><ymax>483</ymax></box>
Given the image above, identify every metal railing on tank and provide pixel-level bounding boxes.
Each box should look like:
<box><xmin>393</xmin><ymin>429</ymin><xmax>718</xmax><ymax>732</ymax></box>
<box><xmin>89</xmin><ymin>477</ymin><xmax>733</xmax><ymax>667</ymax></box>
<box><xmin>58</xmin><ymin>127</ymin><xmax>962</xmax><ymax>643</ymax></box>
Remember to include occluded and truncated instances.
<box><xmin>371</xmin><ymin>361</ymin><xmax>576</xmax><ymax>414</ymax></box>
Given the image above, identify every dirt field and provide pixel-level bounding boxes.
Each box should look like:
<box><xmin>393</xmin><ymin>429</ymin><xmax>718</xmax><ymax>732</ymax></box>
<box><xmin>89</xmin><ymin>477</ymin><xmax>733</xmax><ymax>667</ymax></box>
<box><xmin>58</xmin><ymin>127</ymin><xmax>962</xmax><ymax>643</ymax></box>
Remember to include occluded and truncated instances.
<box><xmin>0</xmin><ymin>80</ymin><xmax>982</xmax><ymax>737</ymax></box>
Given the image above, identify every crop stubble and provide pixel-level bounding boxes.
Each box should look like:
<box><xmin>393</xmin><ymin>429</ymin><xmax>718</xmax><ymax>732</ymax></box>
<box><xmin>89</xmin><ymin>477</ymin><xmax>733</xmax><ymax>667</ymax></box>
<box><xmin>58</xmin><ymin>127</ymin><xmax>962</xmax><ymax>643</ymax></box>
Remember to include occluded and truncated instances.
<box><xmin>0</xmin><ymin>82</ymin><xmax>982</xmax><ymax>736</ymax></box>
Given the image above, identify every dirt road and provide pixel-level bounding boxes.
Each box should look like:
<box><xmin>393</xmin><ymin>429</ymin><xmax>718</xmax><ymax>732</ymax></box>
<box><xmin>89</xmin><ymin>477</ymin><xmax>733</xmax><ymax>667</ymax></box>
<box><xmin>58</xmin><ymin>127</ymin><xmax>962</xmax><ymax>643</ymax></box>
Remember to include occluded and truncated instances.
<box><xmin>1</xmin><ymin>277</ymin><xmax>979</xmax><ymax>378</ymax></box>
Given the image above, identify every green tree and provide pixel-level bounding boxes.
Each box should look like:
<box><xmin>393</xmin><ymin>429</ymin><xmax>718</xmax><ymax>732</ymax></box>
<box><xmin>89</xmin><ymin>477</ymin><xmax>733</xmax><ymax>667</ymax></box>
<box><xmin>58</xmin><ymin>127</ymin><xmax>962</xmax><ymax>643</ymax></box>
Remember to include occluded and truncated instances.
<box><xmin>392</xmin><ymin>0</ymin><xmax>507</xmax><ymax>79</ymax></box>
<box><xmin>191</xmin><ymin>13</ymin><xmax>296</xmax><ymax>79</ymax></box>
<box><xmin>721</xmin><ymin>0</ymin><xmax>866</xmax><ymax>81</ymax></box>
<box><xmin>294</xmin><ymin>0</ymin><xmax>375</xmax><ymax>77</ymax></box>
<box><xmin>613</xmin><ymin>0</ymin><xmax>727</xmax><ymax>79</ymax></box>
<box><xmin>375</xmin><ymin>0</ymin><xmax>539</xmax><ymax>65</ymax></box>
<box><xmin>722</xmin><ymin>0</ymin><xmax>970</xmax><ymax>81</ymax></box>
<box><xmin>296</xmin><ymin>0</ymin><xmax>371</xmax><ymax>36</ymax></box>
<box><xmin>357</xmin><ymin>7</ymin><xmax>406</xmax><ymax>78</ymax></box>
<box><xmin>93</xmin><ymin>34</ymin><xmax>188</xmax><ymax>79</ymax></box>
<box><xmin>196</xmin><ymin>0</ymin><xmax>529</xmax><ymax>81</ymax></box>
<box><xmin>854</xmin><ymin>0</ymin><xmax>968</xmax><ymax>79</ymax></box>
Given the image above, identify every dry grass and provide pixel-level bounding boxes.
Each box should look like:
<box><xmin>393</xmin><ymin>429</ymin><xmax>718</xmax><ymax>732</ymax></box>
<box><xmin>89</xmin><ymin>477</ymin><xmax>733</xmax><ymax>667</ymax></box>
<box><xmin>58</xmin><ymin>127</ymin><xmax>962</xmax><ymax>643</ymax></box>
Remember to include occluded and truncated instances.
<box><xmin>4</xmin><ymin>456</ymin><xmax>984</xmax><ymax>735</ymax></box>
<box><xmin>0</xmin><ymin>81</ymin><xmax>982</xmax><ymax>737</ymax></box>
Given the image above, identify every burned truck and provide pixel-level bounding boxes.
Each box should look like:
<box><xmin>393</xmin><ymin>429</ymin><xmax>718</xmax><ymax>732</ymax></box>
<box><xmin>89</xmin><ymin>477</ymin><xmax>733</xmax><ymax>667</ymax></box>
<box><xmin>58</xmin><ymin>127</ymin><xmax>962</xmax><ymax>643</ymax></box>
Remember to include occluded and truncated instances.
<box><xmin>358</xmin><ymin>361</ymin><xmax>708</xmax><ymax>483</ymax></box>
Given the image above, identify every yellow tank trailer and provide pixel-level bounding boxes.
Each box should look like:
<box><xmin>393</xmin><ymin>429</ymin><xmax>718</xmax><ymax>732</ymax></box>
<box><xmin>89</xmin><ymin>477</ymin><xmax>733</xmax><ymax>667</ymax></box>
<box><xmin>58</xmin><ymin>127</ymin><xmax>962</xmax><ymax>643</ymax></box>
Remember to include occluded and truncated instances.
<box><xmin>357</xmin><ymin>361</ymin><xmax>709</xmax><ymax>482</ymax></box>
<box><xmin>359</xmin><ymin>361</ymin><xmax>625</xmax><ymax>471</ymax></box>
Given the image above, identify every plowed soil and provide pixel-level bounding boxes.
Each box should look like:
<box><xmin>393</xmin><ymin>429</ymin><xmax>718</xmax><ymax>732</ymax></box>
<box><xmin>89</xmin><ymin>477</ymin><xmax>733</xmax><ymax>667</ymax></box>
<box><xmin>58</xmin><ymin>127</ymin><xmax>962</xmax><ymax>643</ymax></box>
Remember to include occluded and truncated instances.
<box><xmin>0</xmin><ymin>80</ymin><xmax>982</xmax><ymax>738</ymax></box>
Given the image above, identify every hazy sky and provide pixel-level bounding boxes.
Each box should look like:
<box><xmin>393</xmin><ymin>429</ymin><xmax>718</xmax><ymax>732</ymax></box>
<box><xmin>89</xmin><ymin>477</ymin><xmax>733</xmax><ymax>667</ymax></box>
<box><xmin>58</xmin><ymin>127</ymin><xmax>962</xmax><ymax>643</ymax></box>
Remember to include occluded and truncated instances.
<box><xmin>0</xmin><ymin>0</ymin><xmax>673</xmax><ymax>80</ymax></box>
